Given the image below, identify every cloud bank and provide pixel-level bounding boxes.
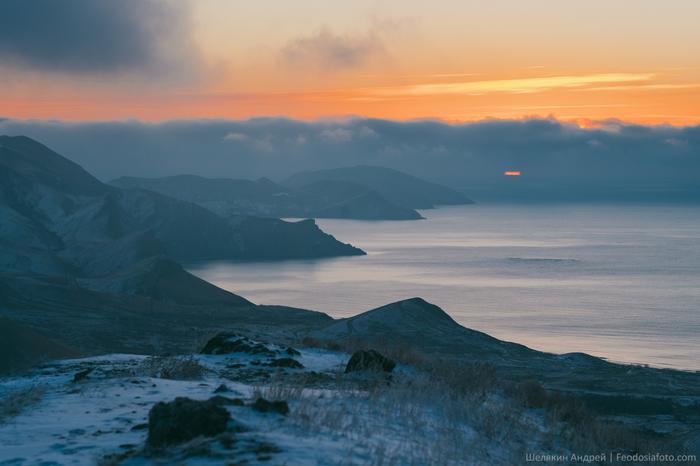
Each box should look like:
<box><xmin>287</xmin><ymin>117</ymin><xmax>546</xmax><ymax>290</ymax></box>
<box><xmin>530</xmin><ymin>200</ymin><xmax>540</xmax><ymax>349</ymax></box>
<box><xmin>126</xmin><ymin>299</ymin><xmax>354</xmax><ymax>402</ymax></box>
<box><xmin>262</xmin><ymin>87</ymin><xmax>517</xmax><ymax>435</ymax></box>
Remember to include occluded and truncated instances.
<box><xmin>0</xmin><ymin>116</ymin><xmax>698</xmax><ymax>202</ymax></box>
<box><xmin>0</xmin><ymin>0</ymin><xmax>196</xmax><ymax>76</ymax></box>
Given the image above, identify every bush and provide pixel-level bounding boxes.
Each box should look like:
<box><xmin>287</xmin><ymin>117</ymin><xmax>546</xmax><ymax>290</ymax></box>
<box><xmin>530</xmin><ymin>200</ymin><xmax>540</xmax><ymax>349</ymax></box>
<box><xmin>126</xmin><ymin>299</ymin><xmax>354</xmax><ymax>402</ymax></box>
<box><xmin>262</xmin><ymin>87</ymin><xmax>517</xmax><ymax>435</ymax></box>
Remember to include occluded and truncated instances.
<box><xmin>0</xmin><ymin>384</ymin><xmax>47</xmax><ymax>423</ymax></box>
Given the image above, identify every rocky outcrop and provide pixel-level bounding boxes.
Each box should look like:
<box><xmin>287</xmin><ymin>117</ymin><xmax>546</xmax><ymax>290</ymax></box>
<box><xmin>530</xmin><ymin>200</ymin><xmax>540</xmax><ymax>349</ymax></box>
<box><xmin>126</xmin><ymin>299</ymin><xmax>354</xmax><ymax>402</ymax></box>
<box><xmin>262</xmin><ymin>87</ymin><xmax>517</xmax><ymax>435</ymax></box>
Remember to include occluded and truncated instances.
<box><xmin>251</xmin><ymin>397</ymin><xmax>289</xmax><ymax>415</ymax></box>
<box><xmin>345</xmin><ymin>349</ymin><xmax>396</xmax><ymax>373</ymax></box>
<box><xmin>147</xmin><ymin>397</ymin><xmax>231</xmax><ymax>447</ymax></box>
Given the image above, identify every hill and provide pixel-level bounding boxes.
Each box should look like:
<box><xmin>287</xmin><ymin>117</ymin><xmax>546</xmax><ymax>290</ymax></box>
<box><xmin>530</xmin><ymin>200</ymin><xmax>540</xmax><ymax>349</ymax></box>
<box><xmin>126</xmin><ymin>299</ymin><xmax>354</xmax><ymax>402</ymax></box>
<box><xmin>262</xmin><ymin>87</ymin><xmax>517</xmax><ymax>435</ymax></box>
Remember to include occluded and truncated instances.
<box><xmin>0</xmin><ymin>318</ymin><xmax>83</xmax><ymax>374</ymax></box>
<box><xmin>109</xmin><ymin>174</ymin><xmax>422</xmax><ymax>220</ymax></box>
<box><xmin>0</xmin><ymin>135</ymin><xmax>355</xmax><ymax>356</ymax></box>
<box><xmin>282</xmin><ymin>165</ymin><xmax>474</xmax><ymax>209</ymax></box>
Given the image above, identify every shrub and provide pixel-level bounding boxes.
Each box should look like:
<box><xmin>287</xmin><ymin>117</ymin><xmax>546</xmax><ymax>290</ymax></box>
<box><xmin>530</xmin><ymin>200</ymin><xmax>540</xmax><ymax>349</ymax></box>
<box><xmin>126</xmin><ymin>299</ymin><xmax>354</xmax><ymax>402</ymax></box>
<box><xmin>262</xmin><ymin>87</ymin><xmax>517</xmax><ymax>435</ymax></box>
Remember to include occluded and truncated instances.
<box><xmin>0</xmin><ymin>384</ymin><xmax>47</xmax><ymax>423</ymax></box>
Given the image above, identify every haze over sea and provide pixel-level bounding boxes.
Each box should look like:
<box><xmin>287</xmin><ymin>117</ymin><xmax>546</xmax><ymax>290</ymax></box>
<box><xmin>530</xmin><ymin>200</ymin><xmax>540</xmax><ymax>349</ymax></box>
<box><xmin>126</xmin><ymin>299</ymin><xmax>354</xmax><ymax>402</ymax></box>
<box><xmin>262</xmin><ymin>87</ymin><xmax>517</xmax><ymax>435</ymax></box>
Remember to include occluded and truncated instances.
<box><xmin>188</xmin><ymin>204</ymin><xmax>700</xmax><ymax>371</ymax></box>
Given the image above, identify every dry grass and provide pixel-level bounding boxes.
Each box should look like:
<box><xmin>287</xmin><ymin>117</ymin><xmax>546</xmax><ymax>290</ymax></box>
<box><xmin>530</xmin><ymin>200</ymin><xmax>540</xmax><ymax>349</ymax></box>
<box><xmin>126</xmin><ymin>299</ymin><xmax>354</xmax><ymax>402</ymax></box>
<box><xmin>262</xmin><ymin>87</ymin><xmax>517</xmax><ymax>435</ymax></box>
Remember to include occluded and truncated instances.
<box><xmin>137</xmin><ymin>355</ymin><xmax>206</xmax><ymax>381</ymax></box>
<box><xmin>253</xmin><ymin>370</ymin><xmax>308</xmax><ymax>401</ymax></box>
<box><xmin>283</xmin><ymin>370</ymin><xmax>540</xmax><ymax>465</ymax></box>
<box><xmin>299</xmin><ymin>336</ymin><xmax>662</xmax><ymax>460</ymax></box>
<box><xmin>0</xmin><ymin>384</ymin><xmax>48</xmax><ymax>423</ymax></box>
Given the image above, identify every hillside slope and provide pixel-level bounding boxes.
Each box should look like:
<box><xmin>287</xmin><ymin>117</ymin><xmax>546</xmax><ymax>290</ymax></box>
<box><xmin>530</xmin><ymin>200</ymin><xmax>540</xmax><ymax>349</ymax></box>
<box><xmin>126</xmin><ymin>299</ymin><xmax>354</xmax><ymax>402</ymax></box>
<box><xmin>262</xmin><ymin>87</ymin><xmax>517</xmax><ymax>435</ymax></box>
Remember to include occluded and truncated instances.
<box><xmin>109</xmin><ymin>174</ymin><xmax>422</xmax><ymax>220</ymax></box>
<box><xmin>282</xmin><ymin>165</ymin><xmax>474</xmax><ymax>209</ymax></box>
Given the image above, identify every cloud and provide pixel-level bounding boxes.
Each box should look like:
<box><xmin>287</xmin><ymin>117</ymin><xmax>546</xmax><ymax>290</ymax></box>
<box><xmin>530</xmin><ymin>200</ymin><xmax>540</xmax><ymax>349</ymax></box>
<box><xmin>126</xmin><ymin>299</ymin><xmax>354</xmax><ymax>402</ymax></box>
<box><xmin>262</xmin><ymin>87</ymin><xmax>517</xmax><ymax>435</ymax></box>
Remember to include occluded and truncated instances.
<box><xmin>253</xmin><ymin>135</ymin><xmax>274</xmax><ymax>152</ymax></box>
<box><xmin>359</xmin><ymin>126</ymin><xmax>377</xmax><ymax>138</ymax></box>
<box><xmin>361</xmin><ymin>74</ymin><xmax>655</xmax><ymax>97</ymax></box>
<box><xmin>0</xmin><ymin>0</ymin><xmax>197</xmax><ymax>76</ymax></box>
<box><xmin>224</xmin><ymin>132</ymin><xmax>249</xmax><ymax>141</ymax></box>
<box><xmin>319</xmin><ymin>128</ymin><xmax>353</xmax><ymax>142</ymax></box>
<box><xmin>278</xmin><ymin>27</ymin><xmax>386</xmax><ymax>72</ymax></box>
<box><xmin>0</xmin><ymin>116</ymin><xmax>698</xmax><ymax>202</ymax></box>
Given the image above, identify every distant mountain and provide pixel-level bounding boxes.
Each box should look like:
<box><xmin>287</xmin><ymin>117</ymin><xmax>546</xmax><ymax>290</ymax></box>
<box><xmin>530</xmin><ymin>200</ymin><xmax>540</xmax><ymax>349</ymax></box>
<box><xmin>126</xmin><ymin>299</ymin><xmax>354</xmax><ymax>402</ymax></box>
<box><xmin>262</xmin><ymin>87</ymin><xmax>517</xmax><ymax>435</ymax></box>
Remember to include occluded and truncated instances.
<box><xmin>304</xmin><ymin>185</ymin><xmax>423</xmax><ymax>220</ymax></box>
<box><xmin>110</xmin><ymin>175</ymin><xmax>293</xmax><ymax>208</ymax></box>
<box><xmin>282</xmin><ymin>165</ymin><xmax>474</xmax><ymax>209</ymax></box>
<box><xmin>109</xmin><ymin>174</ymin><xmax>422</xmax><ymax>220</ymax></box>
<box><xmin>0</xmin><ymin>136</ymin><xmax>363</xmax><ymax>265</ymax></box>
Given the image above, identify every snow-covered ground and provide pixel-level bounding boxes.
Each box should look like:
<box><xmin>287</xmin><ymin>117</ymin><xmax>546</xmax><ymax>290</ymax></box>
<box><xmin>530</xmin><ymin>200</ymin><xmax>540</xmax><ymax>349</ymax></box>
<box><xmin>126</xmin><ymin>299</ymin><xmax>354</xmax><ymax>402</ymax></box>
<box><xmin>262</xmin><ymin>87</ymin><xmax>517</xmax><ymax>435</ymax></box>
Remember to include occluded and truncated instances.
<box><xmin>0</xmin><ymin>337</ymin><xmax>561</xmax><ymax>465</ymax></box>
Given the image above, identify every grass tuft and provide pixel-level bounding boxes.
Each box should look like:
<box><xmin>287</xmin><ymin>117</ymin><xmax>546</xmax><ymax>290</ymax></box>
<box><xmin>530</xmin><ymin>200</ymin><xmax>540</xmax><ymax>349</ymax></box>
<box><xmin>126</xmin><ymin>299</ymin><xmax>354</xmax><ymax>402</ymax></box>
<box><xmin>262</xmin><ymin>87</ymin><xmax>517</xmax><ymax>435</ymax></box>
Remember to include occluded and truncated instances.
<box><xmin>0</xmin><ymin>384</ymin><xmax>48</xmax><ymax>423</ymax></box>
<box><xmin>138</xmin><ymin>355</ymin><xmax>206</xmax><ymax>381</ymax></box>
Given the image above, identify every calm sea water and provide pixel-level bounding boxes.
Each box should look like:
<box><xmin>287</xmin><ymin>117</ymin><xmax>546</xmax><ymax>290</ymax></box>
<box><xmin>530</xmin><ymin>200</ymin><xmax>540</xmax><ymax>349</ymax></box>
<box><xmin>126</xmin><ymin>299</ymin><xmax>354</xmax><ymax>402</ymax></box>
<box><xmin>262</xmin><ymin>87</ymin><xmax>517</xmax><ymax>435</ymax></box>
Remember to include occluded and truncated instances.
<box><xmin>187</xmin><ymin>204</ymin><xmax>700</xmax><ymax>370</ymax></box>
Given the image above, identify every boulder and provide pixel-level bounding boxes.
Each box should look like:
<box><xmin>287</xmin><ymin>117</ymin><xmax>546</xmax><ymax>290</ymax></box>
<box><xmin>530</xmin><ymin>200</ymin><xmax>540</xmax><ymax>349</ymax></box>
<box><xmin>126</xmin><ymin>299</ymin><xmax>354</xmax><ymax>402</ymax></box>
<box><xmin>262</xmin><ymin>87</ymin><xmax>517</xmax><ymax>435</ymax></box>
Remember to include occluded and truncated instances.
<box><xmin>72</xmin><ymin>367</ymin><xmax>94</xmax><ymax>383</ymax></box>
<box><xmin>147</xmin><ymin>397</ymin><xmax>231</xmax><ymax>447</ymax></box>
<box><xmin>200</xmin><ymin>332</ymin><xmax>277</xmax><ymax>358</ymax></box>
<box><xmin>266</xmin><ymin>358</ymin><xmax>304</xmax><ymax>369</ymax></box>
<box><xmin>251</xmin><ymin>397</ymin><xmax>289</xmax><ymax>416</ymax></box>
<box><xmin>345</xmin><ymin>349</ymin><xmax>396</xmax><ymax>374</ymax></box>
<box><xmin>200</xmin><ymin>332</ymin><xmax>239</xmax><ymax>355</ymax></box>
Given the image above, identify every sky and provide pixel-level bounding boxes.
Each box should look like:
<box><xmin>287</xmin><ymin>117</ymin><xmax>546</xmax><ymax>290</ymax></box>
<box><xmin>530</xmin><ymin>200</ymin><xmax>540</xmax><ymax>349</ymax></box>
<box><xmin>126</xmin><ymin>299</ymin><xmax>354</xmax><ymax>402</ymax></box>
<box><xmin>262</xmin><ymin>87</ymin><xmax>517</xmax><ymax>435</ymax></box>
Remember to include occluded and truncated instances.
<box><xmin>0</xmin><ymin>0</ymin><xmax>699</xmax><ymax>125</ymax></box>
<box><xmin>0</xmin><ymin>0</ymin><xmax>698</xmax><ymax>202</ymax></box>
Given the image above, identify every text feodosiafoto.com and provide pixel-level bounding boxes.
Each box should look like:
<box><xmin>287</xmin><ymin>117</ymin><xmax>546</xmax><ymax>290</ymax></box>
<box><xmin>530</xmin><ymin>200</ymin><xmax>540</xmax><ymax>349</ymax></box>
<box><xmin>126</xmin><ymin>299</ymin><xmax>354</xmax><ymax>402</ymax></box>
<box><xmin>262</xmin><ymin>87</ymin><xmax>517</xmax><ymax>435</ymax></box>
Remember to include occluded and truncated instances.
<box><xmin>525</xmin><ymin>452</ymin><xmax>696</xmax><ymax>463</ymax></box>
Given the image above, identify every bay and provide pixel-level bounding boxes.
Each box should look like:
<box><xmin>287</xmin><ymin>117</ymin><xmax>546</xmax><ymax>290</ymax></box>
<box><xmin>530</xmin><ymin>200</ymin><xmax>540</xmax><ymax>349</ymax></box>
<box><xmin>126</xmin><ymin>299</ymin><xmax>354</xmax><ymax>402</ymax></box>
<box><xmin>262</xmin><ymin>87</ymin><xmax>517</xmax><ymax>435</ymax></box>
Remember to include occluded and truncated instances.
<box><xmin>187</xmin><ymin>204</ymin><xmax>700</xmax><ymax>371</ymax></box>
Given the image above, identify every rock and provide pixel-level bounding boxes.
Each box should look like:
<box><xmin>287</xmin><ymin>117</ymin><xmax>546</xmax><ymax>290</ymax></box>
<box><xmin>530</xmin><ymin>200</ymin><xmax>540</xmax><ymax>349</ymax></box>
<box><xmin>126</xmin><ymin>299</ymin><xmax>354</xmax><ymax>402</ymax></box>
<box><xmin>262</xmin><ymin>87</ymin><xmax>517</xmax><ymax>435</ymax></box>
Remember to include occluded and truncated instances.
<box><xmin>218</xmin><ymin>340</ymin><xmax>252</xmax><ymax>355</ymax></box>
<box><xmin>345</xmin><ymin>350</ymin><xmax>396</xmax><ymax>374</ymax></box>
<box><xmin>200</xmin><ymin>332</ymin><xmax>276</xmax><ymax>357</ymax></box>
<box><xmin>200</xmin><ymin>332</ymin><xmax>239</xmax><ymax>355</ymax></box>
<box><xmin>210</xmin><ymin>396</ymin><xmax>245</xmax><ymax>407</ymax></box>
<box><xmin>251</xmin><ymin>397</ymin><xmax>289</xmax><ymax>415</ymax></box>
<box><xmin>72</xmin><ymin>367</ymin><xmax>94</xmax><ymax>383</ymax></box>
<box><xmin>285</xmin><ymin>347</ymin><xmax>301</xmax><ymax>356</ymax></box>
<box><xmin>266</xmin><ymin>358</ymin><xmax>304</xmax><ymax>369</ymax></box>
<box><xmin>213</xmin><ymin>384</ymin><xmax>230</xmax><ymax>393</ymax></box>
<box><xmin>147</xmin><ymin>397</ymin><xmax>231</xmax><ymax>447</ymax></box>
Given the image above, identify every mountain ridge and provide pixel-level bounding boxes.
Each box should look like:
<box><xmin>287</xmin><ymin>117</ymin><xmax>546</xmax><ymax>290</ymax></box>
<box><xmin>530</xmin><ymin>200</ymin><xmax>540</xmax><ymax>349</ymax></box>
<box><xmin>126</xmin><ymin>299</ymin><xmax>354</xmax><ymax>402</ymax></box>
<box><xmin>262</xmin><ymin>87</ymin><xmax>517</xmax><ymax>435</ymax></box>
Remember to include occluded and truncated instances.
<box><xmin>108</xmin><ymin>173</ymin><xmax>423</xmax><ymax>220</ymax></box>
<box><xmin>282</xmin><ymin>165</ymin><xmax>474</xmax><ymax>209</ymax></box>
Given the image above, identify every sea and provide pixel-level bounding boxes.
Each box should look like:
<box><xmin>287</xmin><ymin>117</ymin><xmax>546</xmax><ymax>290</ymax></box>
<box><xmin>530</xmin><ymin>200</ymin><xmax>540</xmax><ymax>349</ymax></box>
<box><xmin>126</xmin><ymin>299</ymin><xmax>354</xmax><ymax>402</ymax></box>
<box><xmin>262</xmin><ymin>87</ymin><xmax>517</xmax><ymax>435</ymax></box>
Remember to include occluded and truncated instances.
<box><xmin>186</xmin><ymin>204</ymin><xmax>700</xmax><ymax>371</ymax></box>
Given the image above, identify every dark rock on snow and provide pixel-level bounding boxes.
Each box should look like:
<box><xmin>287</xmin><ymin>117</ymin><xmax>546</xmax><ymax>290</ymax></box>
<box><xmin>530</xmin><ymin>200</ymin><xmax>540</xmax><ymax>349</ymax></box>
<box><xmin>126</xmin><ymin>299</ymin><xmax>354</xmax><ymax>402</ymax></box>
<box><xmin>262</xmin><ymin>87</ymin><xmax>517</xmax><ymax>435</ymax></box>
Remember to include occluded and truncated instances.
<box><xmin>201</xmin><ymin>332</ymin><xmax>277</xmax><ymax>358</ymax></box>
<box><xmin>147</xmin><ymin>397</ymin><xmax>231</xmax><ymax>447</ymax></box>
<box><xmin>209</xmin><ymin>395</ymin><xmax>245</xmax><ymax>407</ymax></box>
<box><xmin>72</xmin><ymin>367</ymin><xmax>94</xmax><ymax>383</ymax></box>
<box><xmin>345</xmin><ymin>350</ymin><xmax>396</xmax><ymax>374</ymax></box>
<box><xmin>200</xmin><ymin>332</ymin><xmax>239</xmax><ymax>355</ymax></box>
<box><xmin>266</xmin><ymin>358</ymin><xmax>304</xmax><ymax>369</ymax></box>
<box><xmin>251</xmin><ymin>397</ymin><xmax>289</xmax><ymax>416</ymax></box>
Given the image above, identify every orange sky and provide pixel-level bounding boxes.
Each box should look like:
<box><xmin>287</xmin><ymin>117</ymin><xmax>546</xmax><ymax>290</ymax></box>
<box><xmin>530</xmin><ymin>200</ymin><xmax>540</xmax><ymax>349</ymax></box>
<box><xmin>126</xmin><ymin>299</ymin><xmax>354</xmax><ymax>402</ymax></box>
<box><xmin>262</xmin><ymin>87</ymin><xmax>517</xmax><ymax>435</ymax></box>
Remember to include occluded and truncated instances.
<box><xmin>1</xmin><ymin>0</ymin><xmax>699</xmax><ymax>126</ymax></box>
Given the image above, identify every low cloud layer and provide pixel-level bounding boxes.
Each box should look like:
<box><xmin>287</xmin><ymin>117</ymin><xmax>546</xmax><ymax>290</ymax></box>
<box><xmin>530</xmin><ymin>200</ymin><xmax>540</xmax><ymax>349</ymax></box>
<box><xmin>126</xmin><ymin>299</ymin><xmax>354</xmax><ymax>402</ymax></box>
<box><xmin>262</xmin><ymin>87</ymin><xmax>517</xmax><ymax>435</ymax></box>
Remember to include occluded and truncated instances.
<box><xmin>0</xmin><ymin>0</ymin><xmax>195</xmax><ymax>76</ymax></box>
<box><xmin>0</xmin><ymin>116</ymin><xmax>698</xmax><ymax>202</ymax></box>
